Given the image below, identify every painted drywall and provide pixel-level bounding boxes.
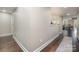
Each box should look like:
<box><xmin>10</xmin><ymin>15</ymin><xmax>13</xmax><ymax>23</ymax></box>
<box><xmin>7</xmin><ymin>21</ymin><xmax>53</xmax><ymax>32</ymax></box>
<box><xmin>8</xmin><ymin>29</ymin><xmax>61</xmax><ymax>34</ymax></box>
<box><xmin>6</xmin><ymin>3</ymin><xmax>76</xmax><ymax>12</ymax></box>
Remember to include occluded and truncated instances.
<box><xmin>13</xmin><ymin>7</ymin><xmax>63</xmax><ymax>51</ymax></box>
<box><xmin>0</xmin><ymin>13</ymin><xmax>12</xmax><ymax>35</ymax></box>
<box><xmin>77</xmin><ymin>14</ymin><xmax>79</xmax><ymax>38</ymax></box>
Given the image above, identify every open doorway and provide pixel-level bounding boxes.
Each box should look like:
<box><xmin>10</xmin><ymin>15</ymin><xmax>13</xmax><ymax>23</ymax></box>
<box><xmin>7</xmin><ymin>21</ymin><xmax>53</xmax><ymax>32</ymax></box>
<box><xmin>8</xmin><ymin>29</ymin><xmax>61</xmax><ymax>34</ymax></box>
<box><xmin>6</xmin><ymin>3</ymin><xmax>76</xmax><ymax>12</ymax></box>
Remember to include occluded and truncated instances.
<box><xmin>63</xmin><ymin>18</ymin><xmax>75</xmax><ymax>37</ymax></box>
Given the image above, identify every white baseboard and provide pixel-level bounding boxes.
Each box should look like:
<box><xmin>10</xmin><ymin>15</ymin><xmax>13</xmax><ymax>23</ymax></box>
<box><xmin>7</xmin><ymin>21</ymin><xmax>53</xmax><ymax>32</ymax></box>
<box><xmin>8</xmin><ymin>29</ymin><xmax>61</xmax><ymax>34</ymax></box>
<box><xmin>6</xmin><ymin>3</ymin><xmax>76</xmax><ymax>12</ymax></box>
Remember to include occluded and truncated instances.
<box><xmin>13</xmin><ymin>32</ymin><xmax>62</xmax><ymax>52</ymax></box>
<box><xmin>13</xmin><ymin>36</ymin><xmax>29</xmax><ymax>52</ymax></box>
<box><xmin>0</xmin><ymin>33</ymin><xmax>13</xmax><ymax>37</ymax></box>
<box><xmin>34</xmin><ymin>32</ymin><xmax>62</xmax><ymax>52</ymax></box>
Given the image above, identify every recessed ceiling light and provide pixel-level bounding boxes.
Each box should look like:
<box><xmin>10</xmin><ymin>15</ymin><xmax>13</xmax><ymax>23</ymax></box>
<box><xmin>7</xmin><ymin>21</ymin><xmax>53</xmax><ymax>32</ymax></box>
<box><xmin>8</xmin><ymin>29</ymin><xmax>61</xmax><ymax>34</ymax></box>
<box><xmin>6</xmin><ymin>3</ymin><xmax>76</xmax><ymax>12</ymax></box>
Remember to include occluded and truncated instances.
<box><xmin>64</xmin><ymin>7</ymin><xmax>67</xmax><ymax>8</ymax></box>
<box><xmin>2</xmin><ymin>10</ymin><xmax>7</xmax><ymax>12</ymax></box>
<box><xmin>66</xmin><ymin>13</ymin><xmax>70</xmax><ymax>15</ymax></box>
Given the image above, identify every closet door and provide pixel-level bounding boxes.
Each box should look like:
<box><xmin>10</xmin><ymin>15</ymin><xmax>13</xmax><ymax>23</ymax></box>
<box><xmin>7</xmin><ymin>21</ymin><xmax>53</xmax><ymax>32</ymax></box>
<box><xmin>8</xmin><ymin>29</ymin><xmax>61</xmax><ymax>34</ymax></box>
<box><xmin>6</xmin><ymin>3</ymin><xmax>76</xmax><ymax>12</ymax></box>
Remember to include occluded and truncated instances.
<box><xmin>0</xmin><ymin>13</ymin><xmax>11</xmax><ymax>35</ymax></box>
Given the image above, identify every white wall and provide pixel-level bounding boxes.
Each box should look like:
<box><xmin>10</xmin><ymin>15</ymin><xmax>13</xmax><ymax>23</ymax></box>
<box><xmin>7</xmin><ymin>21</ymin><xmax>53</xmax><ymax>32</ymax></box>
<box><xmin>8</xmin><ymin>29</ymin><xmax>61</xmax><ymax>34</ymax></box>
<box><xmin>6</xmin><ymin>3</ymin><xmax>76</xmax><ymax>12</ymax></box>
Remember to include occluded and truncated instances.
<box><xmin>13</xmin><ymin>7</ymin><xmax>63</xmax><ymax>51</ymax></box>
<box><xmin>0</xmin><ymin>13</ymin><xmax>12</xmax><ymax>35</ymax></box>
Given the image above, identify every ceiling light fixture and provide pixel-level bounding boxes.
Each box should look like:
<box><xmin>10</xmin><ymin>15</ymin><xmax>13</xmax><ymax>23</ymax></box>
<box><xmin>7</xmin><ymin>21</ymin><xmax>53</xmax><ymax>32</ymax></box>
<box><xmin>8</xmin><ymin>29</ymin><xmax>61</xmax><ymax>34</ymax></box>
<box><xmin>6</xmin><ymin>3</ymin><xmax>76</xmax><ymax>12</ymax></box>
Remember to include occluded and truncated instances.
<box><xmin>64</xmin><ymin>7</ymin><xmax>67</xmax><ymax>8</ymax></box>
<box><xmin>66</xmin><ymin>13</ymin><xmax>70</xmax><ymax>16</ymax></box>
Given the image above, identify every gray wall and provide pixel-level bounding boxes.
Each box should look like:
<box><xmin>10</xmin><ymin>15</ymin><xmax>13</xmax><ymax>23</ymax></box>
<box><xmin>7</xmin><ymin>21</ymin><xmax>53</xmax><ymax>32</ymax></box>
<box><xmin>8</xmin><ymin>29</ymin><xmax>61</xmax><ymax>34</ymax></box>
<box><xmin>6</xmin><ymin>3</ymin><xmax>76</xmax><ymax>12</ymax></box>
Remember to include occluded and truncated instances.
<box><xmin>13</xmin><ymin>7</ymin><xmax>63</xmax><ymax>51</ymax></box>
<box><xmin>77</xmin><ymin>14</ymin><xmax>79</xmax><ymax>38</ymax></box>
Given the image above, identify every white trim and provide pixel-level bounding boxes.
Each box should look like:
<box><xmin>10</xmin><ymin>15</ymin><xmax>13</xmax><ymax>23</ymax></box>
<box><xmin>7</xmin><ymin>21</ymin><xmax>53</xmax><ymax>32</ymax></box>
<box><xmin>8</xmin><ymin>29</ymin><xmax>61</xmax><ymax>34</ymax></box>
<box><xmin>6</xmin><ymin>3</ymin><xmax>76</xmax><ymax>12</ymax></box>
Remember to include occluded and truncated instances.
<box><xmin>13</xmin><ymin>36</ymin><xmax>29</xmax><ymax>52</ymax></box>
<box><xmin>13</xmin><ymin>32</ymin><xmax>62</xmax><ymax>52</ymax></box>
<box><xmin>0</xmin><ymin>33</ymin><xmax>13</xmax><ymax>37</ymax></box>
<box><xmin>34</xmin><ymin>32</ymin><xmax>62</xmax><ymax>52</ymax></box>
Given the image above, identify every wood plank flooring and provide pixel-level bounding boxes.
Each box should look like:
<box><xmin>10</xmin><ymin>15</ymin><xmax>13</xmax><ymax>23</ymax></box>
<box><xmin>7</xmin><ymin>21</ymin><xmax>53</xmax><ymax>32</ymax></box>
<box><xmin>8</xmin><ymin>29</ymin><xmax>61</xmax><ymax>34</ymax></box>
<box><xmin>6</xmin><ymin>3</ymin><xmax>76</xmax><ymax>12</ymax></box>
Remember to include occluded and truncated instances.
<box><xmin>0</xmin><ymin>36</ymin><xmax>23</xmax><ymax>52</ymax></box>
<box><xmin>0</xmin><ymin>34</ymin><xmax>63</xmax><ymax>52</ymax></box>
<box><xmin>41</xmin><ymin>34</ymin><xmax>63</xmax><ymax>52</ymax></box>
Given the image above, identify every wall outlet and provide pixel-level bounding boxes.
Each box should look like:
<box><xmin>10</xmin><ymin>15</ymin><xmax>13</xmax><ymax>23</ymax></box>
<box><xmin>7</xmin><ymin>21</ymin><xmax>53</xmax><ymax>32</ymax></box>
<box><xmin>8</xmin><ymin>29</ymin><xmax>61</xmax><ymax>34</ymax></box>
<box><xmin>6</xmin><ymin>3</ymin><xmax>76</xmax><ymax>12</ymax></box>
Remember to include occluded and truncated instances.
<box><xmin>40</xmin><ymin>39</ymin><xmax>43</xmax><ymax>43</ymax></box>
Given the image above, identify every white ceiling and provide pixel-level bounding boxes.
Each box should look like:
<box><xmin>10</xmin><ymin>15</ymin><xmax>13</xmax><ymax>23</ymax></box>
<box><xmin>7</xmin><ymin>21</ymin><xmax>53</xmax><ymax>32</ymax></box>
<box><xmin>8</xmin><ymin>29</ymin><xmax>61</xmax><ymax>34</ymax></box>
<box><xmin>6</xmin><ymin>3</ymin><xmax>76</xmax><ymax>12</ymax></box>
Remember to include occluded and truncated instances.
<box><xmin>50</xmin><ymin>7</ymin><xmax>79</xmax><ymax>18</ymax></box>
<box><xmin>0</xmin><ymin>7</ymin><xmax>79</xmax><ymax>18</ymax></box>
<box><xmin>0</xmin><ymin>7</ymin><xmax>17</xmax><ymax>14</ymax></box>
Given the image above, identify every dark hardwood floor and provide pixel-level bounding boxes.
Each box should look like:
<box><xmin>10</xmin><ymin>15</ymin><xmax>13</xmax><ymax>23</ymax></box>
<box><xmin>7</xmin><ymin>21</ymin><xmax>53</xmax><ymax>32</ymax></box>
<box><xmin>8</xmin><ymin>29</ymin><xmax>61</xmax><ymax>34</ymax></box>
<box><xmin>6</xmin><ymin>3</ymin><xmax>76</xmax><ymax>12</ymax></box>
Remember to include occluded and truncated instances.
<box><xmin>0</xmin><ymin>34</ymin><xmax>63</xmax><ymax>52</ymax></box>
<box><xmin>41</xmin><ymin>34</ymin><xmax>63</xmax><ymax>52</ymax></box>
<box><xmin>0</xmin><ymin>35</ymin><xmax>23</xmax><ymax>52</ymax></box>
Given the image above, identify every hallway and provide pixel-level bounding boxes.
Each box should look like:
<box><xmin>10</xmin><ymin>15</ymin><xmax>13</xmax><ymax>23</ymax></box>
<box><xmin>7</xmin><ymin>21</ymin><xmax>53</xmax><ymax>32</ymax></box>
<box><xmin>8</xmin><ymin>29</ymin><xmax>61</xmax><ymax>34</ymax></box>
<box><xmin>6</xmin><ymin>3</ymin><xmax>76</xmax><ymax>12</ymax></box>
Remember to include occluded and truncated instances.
<box><xmin>0</xmin><ymin>7</ymin><xmax>78</xmax><ymax>52</ymax></box>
